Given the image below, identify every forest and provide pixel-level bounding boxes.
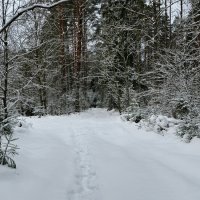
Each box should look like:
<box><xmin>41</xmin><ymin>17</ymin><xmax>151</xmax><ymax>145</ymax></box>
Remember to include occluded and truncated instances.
<box><xmin>0</xmin><ymin>0</ymin><xmax>200</xmax><ymax>168</ymax></box>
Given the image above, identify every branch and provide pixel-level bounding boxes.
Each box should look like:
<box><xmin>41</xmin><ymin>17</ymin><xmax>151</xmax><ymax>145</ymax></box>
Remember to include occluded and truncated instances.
<box><xmin>0</xmin><ymin>0</ymin><xmax>70</xmax><ymax>34</ymax></box>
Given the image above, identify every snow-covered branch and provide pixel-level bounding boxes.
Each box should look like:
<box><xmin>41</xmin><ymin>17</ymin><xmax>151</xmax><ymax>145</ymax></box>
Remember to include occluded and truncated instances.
<box><xmin>0</xmin><ymin>0</ymin><xmax>70</xmax><ymax>34</ymax></box>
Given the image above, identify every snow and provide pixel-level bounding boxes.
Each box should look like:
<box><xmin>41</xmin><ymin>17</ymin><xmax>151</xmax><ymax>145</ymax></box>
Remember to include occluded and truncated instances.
<box><xmin>1</xmin><ymin>108</ymin><xmax>200</xmax><ymax>200</ymax></box>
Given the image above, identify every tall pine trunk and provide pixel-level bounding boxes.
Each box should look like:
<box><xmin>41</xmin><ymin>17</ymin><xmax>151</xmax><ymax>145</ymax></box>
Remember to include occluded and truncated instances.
<box><xmin>73</xmin><ymin>0</ymin><xmax>84</xmax><ymax>112</ymax></box>
<box><xmin>58</xmin><ymin>5</ymin><xmax>67</xmax><ymax>94</ymax></box>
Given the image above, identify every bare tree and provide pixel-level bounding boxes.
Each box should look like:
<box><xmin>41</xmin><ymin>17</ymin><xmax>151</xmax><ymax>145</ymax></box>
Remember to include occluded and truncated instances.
<box><xmin>0</xmin><ymin>0</ymin><xmax>72</xmax><ymax>167</ymax></box>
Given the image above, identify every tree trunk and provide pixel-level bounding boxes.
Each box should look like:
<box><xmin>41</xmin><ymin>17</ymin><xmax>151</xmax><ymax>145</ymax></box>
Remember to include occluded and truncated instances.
<box><xmin>58</xmin><ymin>5</ymin><xmax>67</xmax><ymax>94</ymax></box>
<box><xmin>180</xmin><ymin>0</ymin><xmax>183</xmax><ymax>19</ymax></box>
<box><xmin>165</xmin><ymin>0</ymin><xmax>168</xmax><ymax>47</ymax></box>
<box><xmin>169</xmin><ymin>0</ymin><xmax>172</xmax><ymax>41</ymax></box>
<box><xmin>73</xmin><ymin>0</ymin><xmax>84</xmax><ymax>112</ymax></box>
<box><xmin>2</xmin><ymin>0</ymin><xmax>9</xmax><ymax>120</ymax></box>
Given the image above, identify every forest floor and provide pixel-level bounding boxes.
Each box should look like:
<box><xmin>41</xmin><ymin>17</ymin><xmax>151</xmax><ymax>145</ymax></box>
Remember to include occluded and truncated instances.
<box><xmin>0</xmin><ymin>108</ymin><xmax>200</xmax><ymax>200</ymax></box>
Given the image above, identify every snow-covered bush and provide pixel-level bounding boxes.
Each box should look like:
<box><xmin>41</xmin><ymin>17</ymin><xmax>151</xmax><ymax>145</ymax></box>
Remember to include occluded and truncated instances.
<box><xmin>131</xmin><ymin>111</ymin><xmax>199</xmax><ymax>142</ymax></box>
<box><xmin>143</xmin><ymin>115</ymin><xmax>179</xmax><ymax>134</ymax></box>
<box><xmin>33</xmin><ymin>106</ymin><xmax>46</xmax><ymax>116</ymax></box>
<box><xmin>122</xmin><ymin>101</ymin><xmax>145</xmax><ymax>123</ymax></box>
<box><xmin>173</xmin><ymin>100</ymin><xmax>200</xmax><ymax>141</ymax></box>
<box><xmin>177</xmin><ymin>117</ymin><xmax>200</xmax><ymax>142</ymax></box>
<box><xmin>0</xmin><ymin>117</ymin><xmax>18</xmax><ymax>168</ymax></box>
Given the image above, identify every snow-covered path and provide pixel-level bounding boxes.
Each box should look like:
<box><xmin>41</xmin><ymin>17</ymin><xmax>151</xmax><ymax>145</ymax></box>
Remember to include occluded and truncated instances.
<box><xmin>1</xmin><ymin>109</ymin><xmax>200</xmax><ymax>200</ymax></box>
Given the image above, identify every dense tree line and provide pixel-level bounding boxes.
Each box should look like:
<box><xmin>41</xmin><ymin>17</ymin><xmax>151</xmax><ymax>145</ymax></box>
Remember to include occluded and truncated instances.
<box><xmin>0</xmin><ymin>0</ymin><xmax>200</xmax><ymax>167</ymax></box>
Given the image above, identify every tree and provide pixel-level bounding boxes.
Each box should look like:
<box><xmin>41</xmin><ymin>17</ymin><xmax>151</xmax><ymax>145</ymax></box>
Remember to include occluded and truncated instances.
<box><xmin>0</xmin><ymin>0</ymin><xmax>75</xmax><ymax>167</ymax></box>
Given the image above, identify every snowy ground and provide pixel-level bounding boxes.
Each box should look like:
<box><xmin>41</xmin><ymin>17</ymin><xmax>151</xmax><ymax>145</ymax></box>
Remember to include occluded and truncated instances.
<box><xmin>1</xmin><ymin>108</ymin><xmax>200</xmax><ymax>200</ymax></box>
